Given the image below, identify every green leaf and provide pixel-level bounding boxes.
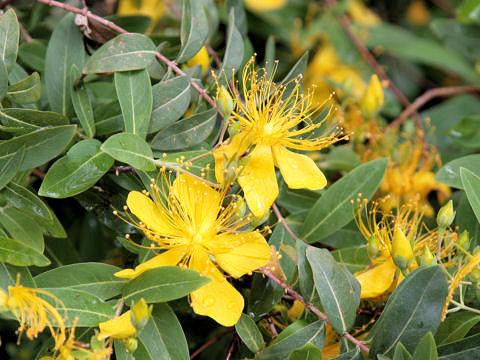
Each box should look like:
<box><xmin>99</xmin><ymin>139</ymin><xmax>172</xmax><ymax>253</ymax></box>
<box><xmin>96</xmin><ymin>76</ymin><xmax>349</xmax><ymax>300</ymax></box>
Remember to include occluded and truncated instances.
<box><xmin>235</xmin><ymin>313</ymin><xmax>264</xmax><ymax>353</ymax></box>
<box><xmin>0</xmin><ymin>182</ymin><xmax>66</xmax><ymax>237</ymax></box>
<box><xmin>101</xmin><ymin>132</ymin><xmax>156</xmax><ymax>171</ymax></box>
<box><xmin>319</xmin><ymin>146</ymin><xmax>362</xmax><ymax>171</ymax></box>
<box><xmin>0</xmin><ymin>9</ymin><xmax>19</xmax><ymax>72</ymax></box>
<box><xmin>460</xmin><ymin>167</ymin><xmax>480</xmax><ymax>224</ymax></box>
<box><xmin>71</xmin><ymin>65</ymin><xmax>95</xmax><ymax>138</ymax></box>
<box><xmin>331</xmin><ymin>246</ymin><xmax>370</xmax><ymax>273</ymax></box>
<box><xmin>457</xmin><ymin>0</ymin><xmax>480</xmax><ymax>24</ymax></box>
<box><xmin>288</xmin><ymin>344</ymin><xmax>323</xmax><ymax>360</ymax></box>
<box><xmin>393</xmin><ymin>343</ymin><xmax>413</xmax><ymax>360</ymax></box>
<box><xmin>369</xmin><ymin>266</ymin><xmax>448</xmax><ymax>357</ymax></box>
<box><xmin>280</xmin><ymin>52</ymin><xmax>309</xmax><ymax>85</ymax></box>
<box><xmin>39</xmin><ymin>139</ymin><xmax>114</xmax><ymax>198</ymax></box>
<box><xmin>435</xmin><ymin>312</ymin><xmax>480</xmax><ymax>346</ymax></box>
<box><xmin>297</xmin><ymin>240</ymin><xmax>322</xmax><ymax>314</ymax></box>
<box><xmin>7</xmin><ymin>71</ymin><xmax>41</xmax><ymax>104</ymax></box>
<box><xmin>256</xmin><ymin>320</ymin><xmax>325</xmax><ymax>360</ymax></box>
<box><xmin>149</xmin><ymin>76</ymin><xmax>191</xmax><ymax>133</ymax></box>
<box><xmin>176</xmin><ymin>0</ymin><xmax>209</xmax><ymax>63</ymax></box>
<box><xmin>435</xmin><ymin>155</ymin><xmax>480</xmax><ymax>189</ymax></box>
<box><xmin>34</xmin><ymin>262</ymin><xmax>126</xmax><ymax>300</ymax></box>
<box><xmin>45</xmin><ymin>13</ymin><xmax>85</xmax><ymax>117</ymax></box>
<box><xmin>0</xmin><ymin>263</ymin><xmax>36</xmax><ymax>289</ymax></box>
<box><xmin>151</xmin><ymin>108</ymin><xmax>217</xmax><ymax>150</ymax></box>
<box><xmin>40</xmin><ymin>287</ymin><xmax>115</xmax><ymax>327</ymax></box>
<box><xmin>0</xmin><ymin>125</ymin><xmax>76</xmax><ymax>171</ymax></box>
<box><xmin>300</xmin><ymin>158</ymin><xmax>388</xmax><ymax>243</ymax></box>
<box><xmin>0</xmin><ymin>145</ymin><xmax>24</xmax><ymax>190</ymax></box>
<box><xmin>0</xmin><ymin>58</ymin><xmax>7</xmax><ymax>100</ymax></box>
<box><xmin>0</xmin><ymin>236</ymin><xmax>50</xmax><ymax>266</ymax></box>
<box><xmin>83</xmin><ymin>33</ymin><xmax>156</xmax><ymax>74</ymax></box>
<box><xmin>121</xmin><ymin>266</ymin><xmax>210</xmax><ymax>304</ymax></box>
<box><xmin>114</xmin><ymin>69</ymin><xmax>152</xmax><ymax>139</ymax></box>
<box><xmin>306</xmin><ymin>247</ymin><xmax>360</xmax><ymax>333</ymax></box>
<box><xmin>137</xmin><ymin>303</ymin><xmax>190</xmax><ymax>360</ymax></box>
<box><xmin>0</xmin><ymin>108</ymin><xmax>68</xmax><ymax>135</ymax></box>
<box><xmin>18</xmin><ymin>39</ymin><xmax>46</xmax><ymax>72</ymax></box>
<box><xmin>413</xmin><ymin>333</ymin><xmax>438</xmax><ymax>360</ymax></box>
<box><xmin>0</xmin><ymin>207</ymin><xmax>44</xmax><ymax>252</ymax></box>
<box><xmin>437</xmin><ymin>333</ymin><xmax>480</xmax><ymax>359</ymax></box>
<box><xmin>217</xmin><ymin>9</ymin><xmax>243</xmax><ymax>80</ymax></box>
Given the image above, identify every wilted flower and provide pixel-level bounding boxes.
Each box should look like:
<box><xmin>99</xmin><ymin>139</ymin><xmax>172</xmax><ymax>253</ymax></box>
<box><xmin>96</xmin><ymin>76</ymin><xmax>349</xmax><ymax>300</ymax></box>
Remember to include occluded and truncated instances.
<box><xmin>114</xmin><ymin>173</ymin><xmax>271</xmax><ymax>326</ymax></box>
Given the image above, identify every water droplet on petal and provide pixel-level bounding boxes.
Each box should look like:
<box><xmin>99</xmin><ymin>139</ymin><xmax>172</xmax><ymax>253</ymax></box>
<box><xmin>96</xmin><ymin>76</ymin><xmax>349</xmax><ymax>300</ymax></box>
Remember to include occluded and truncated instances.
<box><xmin>202</xmin><ymin>296</ymin><xmax>215</xmax><ymax>307</ymax></box>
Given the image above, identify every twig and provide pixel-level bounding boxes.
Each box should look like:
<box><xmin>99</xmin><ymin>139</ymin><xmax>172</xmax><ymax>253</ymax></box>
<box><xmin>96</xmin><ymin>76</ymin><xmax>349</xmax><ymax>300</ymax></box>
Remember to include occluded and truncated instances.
<box><xmin>272</xmin><ymin>203</ymin><xmax>300</xmax><ymax>242</ymax></box>
<box><xmin>206</xmin><ymin>44</ymin><xmax>222</xmax><ymax>68</ymax></box>
<box><xmin>261</xmin><ymin>267</ymin><xmax>370</xmax><ymax>354</ymax></box>
<box><xmin>388</xmin><ymin>85</ymin><xmax>480</xmax><ymax>129</ymax></box>
<box><xmin>185</xmin><ymin>151</ymin><xmax>213</xmax><ymax>163</ymax></box>
<box><xmin>190</xmin><ymin>328</ymin><xmax>234</xmax><ymax>359</ymax></box>
<box><xmin>266</xmin><ymin>316</ymin><xmax>278</xmax><ymax>337</ymax></box>
<box><xmin>224</xmin><ymin>337</ymin><xmax>236</xmax><ymax>360</ymax></box>
<box><xmin>32</xmin><ymin>168</ymin><xmax>46</xmax><ymax>179</ymax></box>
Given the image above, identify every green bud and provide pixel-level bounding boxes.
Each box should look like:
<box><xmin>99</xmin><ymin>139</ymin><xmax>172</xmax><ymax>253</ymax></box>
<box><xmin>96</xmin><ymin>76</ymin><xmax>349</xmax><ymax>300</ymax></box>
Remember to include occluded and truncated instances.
<box><xmin>437</xmin><ymin>200</ymin><xmax>455</xmax><ymax>228</ymax></box>
<box><xmin>130</xmin><ymin>298</ymin><xmax>151</xmax><ymax>330</ymax></box>
<box><xmin>216</xmin><ymin>85</ymin><xmax>234</xmax><ymax>116</ymax></box>
<box><xmin>90</xmin><ymin>335</ymin><xmax>105</xmax><ymax>351</ymax></box>
<box><xmin>125</xmin><ymin>337</ymin><xmax>138</xmax><ymax>353</ymax></box>
<box><xmin>367</xmin><ymin>235</ymin><xmax>379</xmax><ymax>259</ymax></box>
<box><xmin>420</xmin><ymin>246</ymin><xmax>436</xmax><ymax>267</ymax></box>
<box><xmin>458</xmin><ymin>230</ymin><xmax>470</xmax><ymax>251</ymax></box>
<box><xmin>234</xmin><ymin>196</ymin><xmax>247</xmax><ymax>218</ymax></box>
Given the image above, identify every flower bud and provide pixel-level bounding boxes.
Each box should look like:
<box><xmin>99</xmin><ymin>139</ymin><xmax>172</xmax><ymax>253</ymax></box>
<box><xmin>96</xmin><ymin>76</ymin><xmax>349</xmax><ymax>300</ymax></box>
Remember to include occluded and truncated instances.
<box><xmin>360</xmin><ymin>74</ymin><xmax>384</xmax><ymax>116</ymax></box>
<box><xmin>217</xmin><ymin>86</ymin><xmax>234</xmax><ymax>117</ymax></box>
<box><xmin>392</xmin><ymin>227</ymin><xmax>413</xmax><ymax>271</ymax></box>
<box><xmin>458</xmin><ymin>230</ymin><xmax>470</xmax><ymax>251</ymax></box>
<box><xmin>367</xmin><ymin>235</ymin><xmax>379</xmax><ymax>259</ymax></box>
<box><xmin>420</xmin><ymin>246</ymin><xmax>435</xmax><ymax>267</ymax></box>
<box><xmin>437</xmin><ymin>200</ymin><xmax>455</xmax><ymax>228</ymax></box>
<box><xmin>125</xmin><ymin>337</ymin><xmax>138</xmax><ymax>353</ymax></box>
<box><xmin>130</xmin><ymin>298</ymin><xmax>150</xmax><ymax>330</ymax></box>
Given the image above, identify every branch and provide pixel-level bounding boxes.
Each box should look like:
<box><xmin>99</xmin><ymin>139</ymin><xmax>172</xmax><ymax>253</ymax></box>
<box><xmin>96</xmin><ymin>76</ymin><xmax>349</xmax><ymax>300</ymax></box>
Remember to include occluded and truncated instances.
<box><xmin>190</xmin><ymin>328</ymin><xmax>234</xmax><ymax>359</ymax></box>
<box><xmin>388</xmin><ymin>85</ymin><xmax>480</xmax><ymax>129</ymax></box>
<box><xmin>272</xmin><ymin>203</ymin><xmax>300</xmax><ymax>242</ymax></box>
<box><xmin>260</xmin><ymin>267</ymin><xmax>370</xmax><ymax>354</ymax></box>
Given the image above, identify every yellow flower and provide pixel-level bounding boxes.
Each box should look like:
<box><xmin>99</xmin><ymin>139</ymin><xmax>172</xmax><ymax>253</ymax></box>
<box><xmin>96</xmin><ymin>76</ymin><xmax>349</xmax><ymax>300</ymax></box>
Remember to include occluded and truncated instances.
<box><xmin>117</xmin><ymin>0</ymin><xmax>166</xmax><ymax>32</ymax></box>
<box><xmin>98</xmin><ymin>311</ymin><xmax>136</xmax><ymax>340</ymax></box>
<box><xmin>214</xmin><ymin>58</ymin><xmax>344</xmax><ymax>217</ymax></box>
<box><xmin>4</xmin><ymin>277</ymin><xmax>66</xmax><ymax>350</ymax></box>
<box><xmin>186</xmin><ymin>46</ymin><xmax>210</xmax><ymax>75</ymax></box>
<box><xmin>348</xmin><ymin>0</ymin><xmax>382</xmax><ymax>26</ymax></box>
<box><xmin>360</xmin><ymin>74</ymin><xmax>384</xmax><ymax>116</ymax></box>
<box><xmin>392</xmin><ymin>227</ymin><xmax>414</xmax><ymax>270</ymax></box>
<box><xmin>244</xmin><ymin>0</ymin><xmax>287</xmax><ymax>12</ymax></box>
<box><xmin>114</xmin><ymin>173</ymin><xmax>271</xmax><ymax>326</ymax></box>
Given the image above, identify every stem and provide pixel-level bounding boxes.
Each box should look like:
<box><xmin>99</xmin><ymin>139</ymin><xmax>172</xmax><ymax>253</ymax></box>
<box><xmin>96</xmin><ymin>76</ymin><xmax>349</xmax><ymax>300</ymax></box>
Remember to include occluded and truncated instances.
<box><xmin>260</xmin><ymin>267</ymin><xmax>370</xmax><ymax>354</ymax></box>
<box><xmin>224</xmin><ymin>336</ymin><xmax>236</xmax><ymax>360</ymax></box>
<box><xmin>185</xmin><ymin>150</ymin><xmax>213</xmax><ymax>163</ymax></box>
<box><xmin>450</xmin><ymin>300</ymin><xmax>480</xmax><ymax>315</ymax></box>
<box><xmin>388</xmin><ymin>86</ymin><xmax>480</xmax><ymax>129</ymax></box>
<box><xmin>272</xmin><ymin>203</ymin><xmax>300</xmax><ymax>242</ymax></box>
<box><xmin>190</xmin><ymin>329</ymin><xmax>234</xmax><ymax>359</ymax></box>
<box><xmin>266</xmin><ymin>316</ymin><xmax>278</xmax><ymax>337</ymax></box>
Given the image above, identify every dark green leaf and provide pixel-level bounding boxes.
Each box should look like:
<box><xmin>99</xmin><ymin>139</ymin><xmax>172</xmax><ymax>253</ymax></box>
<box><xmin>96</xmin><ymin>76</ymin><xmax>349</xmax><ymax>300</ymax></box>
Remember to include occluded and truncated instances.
<box><xmin>0</xmin><ymin>236</ymin><xmax>50</xmax><ymax>266</ymax></box>
<box><xmin>101</xmin><ymin>132</ymin><xmax>156</xmax><ymax>171</ymax></box>
<box><xmin>0</xmin><ymin>145</ymin><xmax>24</xmax><ymax>190</ymax></box>
<box><xmin>436</xmin><ymin>155</ymin><xmax>480</xmax><ymax>189</ymax></box>
<box><xmin>437</xmin><ymin>333</ymin><xmax>480</xmax><ymax>359</ymax></box>
<box><xmin>39</xmin><ymin>139</ymin><xmax>114</xmax><ymax>198</ymax></box>
<box><xmin>0</xmin><ymin>207</ymin><xmax>44</xmax><ymax>252</ymax></box>
<box><xmin>7</xmin><ymin>71</ymin><xmax>41</xmax><ymax>104</ymax></box>
<box><xmin>0</xmin><ymin>263</ymin><xmax>35</xmax><ymax>289</ymax></box>
<box><xmin>45</xmin><ymin>13</ymin><xmax>85</xmax><ymax>117</ymax></box>
<box><xmin>176</xmin><ymin>0</ymin><xmax>209</xmax><ymax>62</ymax></box>
<box><xmin>413</xmin><ymin>333</ymin><xmax>438</xmax><ymax>360</ymax></box>
<box><xmin>331</xmin><ymin>247</ymin><xmax>370</xmax><ymax>273</ymax></box>
<box><xmin>369</xmin><ymin>266</ymin><xmax>448</xmax><ymax>357</ymax></box>
<box><xmin>319</xmin><ymin>145</ymin><xmax>362</xmax><ymax>171</ymax></box>
<box><xmin>393</xmin><ymin>343</ymin><xmax>413</xmax><ymax>360</ymax></box>
<box><xmin>460</xmin><ymin>167</ymin><xmax>480</xmax><ymax>224</ymax></box>
<box><xmin>149</xmin><ymin>76</ymin><xmax>191</xmax><ymax>133</ymax></box>
<box><xmin>436</xmin><ymin>312</ymin><xmax>480</xmax><ymax>345</ymax></box>
<box><xmin>83</xmin><ymin>33</ymin><xmax>156</xmax><ymax>74</ymax></box>
<box><xmin>18</xmin><ymin>40</ymin><xmax>46</xmax><ymax>72</ymax></box>
<box><xmin>288</xmin><ymin>344</ymin><xmax>323</xmax><ymax>360</ymax></box>
<box><xmin>306</xmin><ymin>247</ymin><xmax>360</xmax><ymax>333</ymax></box>
<box><xmin>151</xmin><ymin>108</ymin><xmax>217</xmax><ymax>150</ymax></box>
<box><xmin>122</xmin><ymin>266</ymin><xmax>210</xmax><ymax>304</ymax></box>
<box><xmin>34</xmin><ymin>262</ymin><xmax>126</xmax><ymax>300</ymax></box>
<box><xmin>235</xmin><ymin>313</ymin><xmax>264</xmax><ymax>353</ymax></box>
<box><xmin>115</xmin><ymin>69</ymin><xmax>152</xmax><ymax>139</ymax></box>
<box><xmin>297</xmin><ymin>240</ymin><xmax>322</xmax><ymax>315</ymax></box>
<box><xmin>71</xmin><ymin>65</ymin><xmax>95</xmax><ymax>138</ymax></box>
<box><xmin>217</xmin><ymin>9</ymin><xmax>243</xmax><ymax>79</ymax></box>
<box><xmin>0</xmin><ymin>58</ymin><xmax>7</xmax><ymax>100</ymax></box>
<box><xmin>0</xmin><ymin>9</ymin><xmax>19</xmax><ymax>72</ymax></box>
<box><xmin>0</xmin><ymin>108</ymin><xmax>68</xmax><ymax>135</ymax></box>
<box><xmin>300</xmin><ymin>158</ymin><xmax>388</xmax><ymax>243</ymax></box>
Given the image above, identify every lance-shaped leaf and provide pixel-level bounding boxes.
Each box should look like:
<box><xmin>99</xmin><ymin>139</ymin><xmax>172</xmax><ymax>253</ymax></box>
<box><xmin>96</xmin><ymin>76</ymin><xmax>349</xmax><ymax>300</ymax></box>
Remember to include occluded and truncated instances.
<box><xmin>0</xmin><ymin>236</ymin><xmax>50</xmax><ymax>267</ymax></box>
<box><xmin>235</xmin><ymin>314</ymin><xmax>264</xmax><ymax>353</ymax></box>
<box><xmin>151</xmin><ymin>108</ymin><xmax>217</xmax><ymax>150</ymax></box>
<box><xmin>0</xmin><ymin>207</ymin><xmax>44</xmax><ymax>252</ymax></box>
<box><xmin>435</xmin><ymin>312</ymin><xmax>480</xmax><ymax>345</ymax></box>
<box><xmin>71</xmin><ymin>65</ymin><xmax>95</xmax><ymax>138</ymax></box>
<box><xmin>18</xmin><ymin>40</ymin><xmax>46</xmax><ymax>72</ymax></box>
<box><xmin>0</xmin><ymin>58</ymin><xmax>7</xmax><ymax>100</ymax></box>
<box><xmin>306</xmin><ymin>246</ymin><xmax>360</xmax><ymax>333</ymax></box>
<box><xmin>0</xmin><ymin>145</ymin><xmax>24</xmax><ymax>190</ymax></box>
<box><xmin>122</xmin><ymin>266</ymin><xmax>211</xmax><ymax>304</ymax></box>
<box><xmin>39</xmin><ymin>139</ymin><xmax>114</xmax><ymax>198</ymax></box>
<box><xmin>0</xmin><ymin>9</ymin><xmax>19</xmax><ymax>72</ymax></box>
<box><xmin>115</xmin><ymin>69</ymin><xmax>152</xmax><ymax>139</ymax></box>
<box><xmin>0</xmin><ymin>109</ymin><xmax>68</xmax><ymax>135</ymax></box>
<box><xmin>101</xmin><ymin>132</ymin><xmax>156</xmax><ymax>171</ymax></box>
<box><xmin>176</xmin><ymin>0</ymin><xmax>209</xmax><ymax>63</ymax></box>
<box><xmin>45</xmin><ymin>13</ymin><xmax>85</xmax><ymax>117</ymax></box>
<box><xmin>435</xmin><ymin>154</ymin><xmax>480</xmax><ymax>189</ymax></box>
<box><xmin>83</xmin><ymin>33</ymin><xmax>156</xmax><ymax>74</ymax></box>
<box><xmin>7</xmin><ymin>72</ymin><xmax>41</xmax><ymax>104</ymax></box>
<box><xmin>0</xmin><ymin>263</ymin><xmax>36</xmax><ymax>289</ymax></box>
<box><xmin>437</xmin><ymin>333</ymin><xmax>480</xmax><ymax>359</ymax></box>
<box><xmin>460</xmin><ymin>167</ymin><xmax>480</xmax><ymax>224</ymax></box>
<box><xmin>369</xmin><ymin>266</ymin><xmax>448</xmax><ymax>357</ymax></box>
<box><xmin>300</xmin><ymin>158</ymin><xmax>388</xmax><ymax>243</ymax></box>
<box><xmin>288</xmin><ymin>344</ymin><xmax>323</xmax><ymax>360</ymax></box>
<box><xmin>217</xmin><ymin>9</ymin><xmax>243</xmax><ymax>80</ymax></box>
<box><xmin>412</xmin><ymin>333</ymin><xmax>437</xmax><ymax>360</ymax></box>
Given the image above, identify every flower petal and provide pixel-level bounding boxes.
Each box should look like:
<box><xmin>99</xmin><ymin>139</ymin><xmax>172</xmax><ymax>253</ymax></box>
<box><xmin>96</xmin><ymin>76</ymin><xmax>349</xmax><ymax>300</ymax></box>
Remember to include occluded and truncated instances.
<box><xmin>355</xmin><ymin>260</ymin><xmax>396</xmax><ymax>299</ymax></box>
<box><xmin>273</xmin><ymin>145</ymin><xmax>327</xmax><ymax>190</ymax></box>
<box><xmin>213</xmin><ymin>132</ymin><xmax>251</xmax><ymax>184</ymax></box>
<box><xmin>238</xmin><ymin>144</ymin><xmax>278</xmax><ymax>217</ymax></box>
<box><xmin>189</xmin><ymin>250</ymin><xmax>244</xmax><ymax>326</ymax></box>
<box><xmin>114</xmin><ymin>247</ymin><xmax>186</xmax><ymax>279</ymax></box>
<box><xmin>127</xmin><ymin>191</ymin><xmax>176</xmax><ymax>235</ymax></box>
<box><xmin>98</xmin><ymin>311</ymin><xmax>136</xmax><ymax>340</ymax></box>
<box><xmin>210</xmin><ymin>232</ymin><xmax>271</xmax><ymax>278</ymax></box>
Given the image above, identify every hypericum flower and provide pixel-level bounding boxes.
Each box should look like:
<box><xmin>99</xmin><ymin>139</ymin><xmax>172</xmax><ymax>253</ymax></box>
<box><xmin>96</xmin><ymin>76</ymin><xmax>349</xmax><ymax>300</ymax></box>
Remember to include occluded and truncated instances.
<box><xmin>213</xmin><ymin>58</ymin><xmax>345</xmax><ymax>217</ymax></box>
<box><xmin>114</xmin><ymin>173</ymin><xmax>271</xmax><ymax>326</ymax></box>
<box><xmin>98</xmin><ymin>311</ymin><xmax>136</xmax><ymax>340</ymax></box>
<box><xmin>1</xmin><ymin>276</ymin><xmax>66</xmax><ymax>350</ymax></box>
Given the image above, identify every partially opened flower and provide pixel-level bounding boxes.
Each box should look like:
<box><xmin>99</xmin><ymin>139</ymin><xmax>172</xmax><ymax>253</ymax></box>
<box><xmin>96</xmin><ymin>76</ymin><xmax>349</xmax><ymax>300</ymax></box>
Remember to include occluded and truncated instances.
<box><xmin>214</xmin><ymin>58</ymin><xmax>345</xmax><ymax>217</ymax></box>
<box><xmin>114</xmin><ymin>173</ymin><xmax>271</xmax><ymax>326</ymax></box>
<box><xmin>97</xmin><ymin>311</ymin><xmax>136</xmax><ymax>340</ymax></box>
